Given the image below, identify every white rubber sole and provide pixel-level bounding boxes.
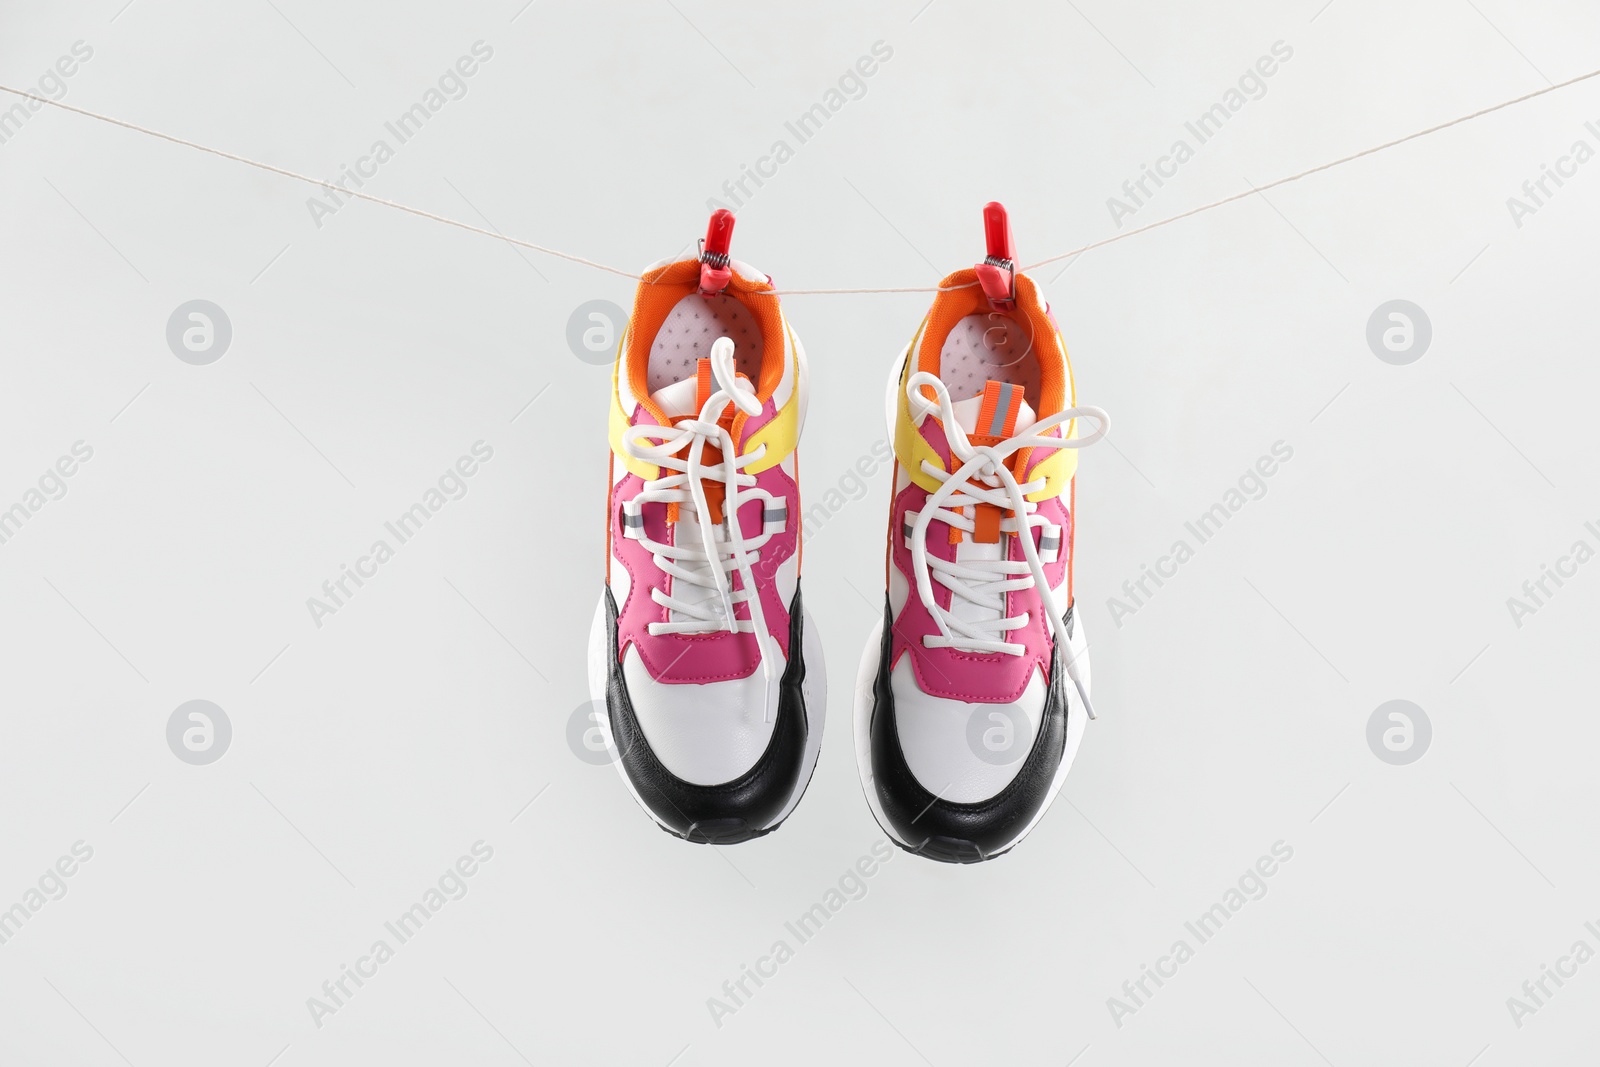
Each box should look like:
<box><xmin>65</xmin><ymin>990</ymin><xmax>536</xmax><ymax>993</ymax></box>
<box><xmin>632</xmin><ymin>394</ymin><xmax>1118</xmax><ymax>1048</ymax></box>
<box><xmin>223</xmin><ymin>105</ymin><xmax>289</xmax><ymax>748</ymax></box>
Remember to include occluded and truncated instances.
<box><xmin>586</xmin><ymin>595</ymin><xmax>827</xmax><ymax>839</ymax></box>
<box><xmin>851</xmin><ymin>618</ymin><xmax>1088</xmax><ymax>859</ymax></box>
<box><xmin>852</xmin><ymin>344</ymin><xmax>1091</xmax><ymax>860</ymax></box>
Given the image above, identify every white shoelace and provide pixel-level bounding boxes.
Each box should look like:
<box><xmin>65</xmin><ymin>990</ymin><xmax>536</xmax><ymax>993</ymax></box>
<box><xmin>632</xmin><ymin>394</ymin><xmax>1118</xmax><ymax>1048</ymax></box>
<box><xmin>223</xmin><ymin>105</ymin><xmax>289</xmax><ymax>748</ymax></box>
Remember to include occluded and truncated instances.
<box><xmin>621</xmin><ymin>337</ymin><xmax>781</xmax><ymax>720</ymax></box>
<box><xmin>904</xmin><ymin>370</ymin><xmax>1109</xmax><ymax>717</ymax></box>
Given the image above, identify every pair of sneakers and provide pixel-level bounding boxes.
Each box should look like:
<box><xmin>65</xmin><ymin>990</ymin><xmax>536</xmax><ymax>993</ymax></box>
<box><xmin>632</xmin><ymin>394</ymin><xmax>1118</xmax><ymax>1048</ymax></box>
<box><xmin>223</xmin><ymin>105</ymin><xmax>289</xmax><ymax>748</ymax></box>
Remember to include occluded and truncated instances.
<box><xmin>585</xmin><ymin>205</ymin><xmax>1108</xmax><ymax>864</ymax></box>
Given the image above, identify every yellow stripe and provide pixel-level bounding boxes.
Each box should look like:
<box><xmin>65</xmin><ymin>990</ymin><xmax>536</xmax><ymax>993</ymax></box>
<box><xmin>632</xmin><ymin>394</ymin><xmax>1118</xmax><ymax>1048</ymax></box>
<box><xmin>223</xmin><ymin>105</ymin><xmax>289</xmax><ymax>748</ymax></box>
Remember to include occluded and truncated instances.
<box><xmin>892</xmin><ymin>319</ymin><xmax>1079</xmax><ymax>501</ymax></box>
<box><xmin>609</xmin><ymin>391</ymin><xmax>660</xmax><ymax>481</ymax></box>
<box><xmin>891</xmin><ymin>317</ymin><xmax>951</xmax><ymax>494</ymax></box>
<box><xmin>1023</xmin><ymin>328</ymin><xmax>1079</xmax><ymax>500</ymax></box>
<box><xmin>609</xmin><ymin>322</ymin><xmax>803</xmax><ymax>480</ymax></box>
<box><xmin>609</xmin><ymin>328</ymin><xmax>660</xmax><ymax>480</ymax></box>
<box><xmin>743</xmin><ymin>321</ymin><xmax>803</xmax><ymax>473</ymax></box>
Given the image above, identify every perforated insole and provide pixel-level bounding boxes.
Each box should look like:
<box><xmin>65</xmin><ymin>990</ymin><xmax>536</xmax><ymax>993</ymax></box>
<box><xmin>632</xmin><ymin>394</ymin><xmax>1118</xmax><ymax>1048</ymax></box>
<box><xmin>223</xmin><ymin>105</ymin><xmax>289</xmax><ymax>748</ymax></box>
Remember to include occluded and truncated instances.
<box><xmin>937</xmin><ymin>313</ymin><xmax>1041</xmax><ymax>407</ymax></box>
<box><xmin>647</xmin><ymin>294</ymin><xmax>762</xmax><ymax>394</ymax></box>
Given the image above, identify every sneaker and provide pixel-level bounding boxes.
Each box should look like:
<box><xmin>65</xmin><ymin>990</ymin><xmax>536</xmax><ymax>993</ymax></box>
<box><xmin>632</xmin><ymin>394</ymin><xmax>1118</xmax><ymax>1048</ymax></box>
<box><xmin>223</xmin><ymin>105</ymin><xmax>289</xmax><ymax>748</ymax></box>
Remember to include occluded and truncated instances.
<box><xmin>853</xmin><ymin>203</ymin><xmax>1108</xmax><ymax>863</ymax></box>
<box><xmin>587</xmin><ymin>210</ymin><xmax>824</xmax><ymax>845</ymax></box>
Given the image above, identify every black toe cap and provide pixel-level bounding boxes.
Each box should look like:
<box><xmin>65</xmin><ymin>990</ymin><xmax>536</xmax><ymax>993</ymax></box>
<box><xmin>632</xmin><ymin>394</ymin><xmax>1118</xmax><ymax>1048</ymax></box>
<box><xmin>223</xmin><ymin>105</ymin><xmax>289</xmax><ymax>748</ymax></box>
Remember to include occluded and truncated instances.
<box><xmin>868</xmin><ymin>599</ymin><xmax>1072</xmax><ymax>862</ymax></box>
<box><xmin>604</xmin><ymin>585</ymin><xmax>812</xmax><ymax>844</ymax></box>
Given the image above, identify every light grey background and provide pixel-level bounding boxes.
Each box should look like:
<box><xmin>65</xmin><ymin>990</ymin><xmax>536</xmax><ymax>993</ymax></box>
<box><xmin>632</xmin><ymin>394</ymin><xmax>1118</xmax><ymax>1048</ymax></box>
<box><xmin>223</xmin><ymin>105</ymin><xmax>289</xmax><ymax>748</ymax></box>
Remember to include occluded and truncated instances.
<box><xmin>3</xmin><ymin>1</ymin><xmax>1598</xmax><ymax>1064</ymax></box>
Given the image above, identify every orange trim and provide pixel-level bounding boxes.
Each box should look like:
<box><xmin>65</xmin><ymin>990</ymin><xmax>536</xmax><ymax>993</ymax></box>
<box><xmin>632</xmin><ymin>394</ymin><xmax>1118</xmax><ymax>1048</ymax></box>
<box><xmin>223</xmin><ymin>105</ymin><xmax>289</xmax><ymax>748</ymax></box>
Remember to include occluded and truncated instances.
<box><xmin>974</xmin><ymin>503</ymin><xmax>1001</xmax><ymax>543</ymax></box>
<box><xmin>915</xmin><ymin>269</ymin><xmax>1064</xmax><ymax>479</ymax></box>
<box><xmin>625</xmin><ymin>260</ymin><xmax>785</xmax><ymax>426</ymax></box>
<box><xmin>970</xmin><ymin>379</ymin><xmax>1024</xmax><ymax>447</ymax></box>
<box><xmin>702</xmin><ymin>481</ymin><xmax>725</xmax><ymax>524</ymax></box>
<box><xmin>695</xmin><ymin>357</ymin><xmax>713</xmax><ymax>411</ymax></box>
<box><xmin>916</xmin><ymin>271</ymin><xmax>1061</xmax><ymax>410</ymax></box>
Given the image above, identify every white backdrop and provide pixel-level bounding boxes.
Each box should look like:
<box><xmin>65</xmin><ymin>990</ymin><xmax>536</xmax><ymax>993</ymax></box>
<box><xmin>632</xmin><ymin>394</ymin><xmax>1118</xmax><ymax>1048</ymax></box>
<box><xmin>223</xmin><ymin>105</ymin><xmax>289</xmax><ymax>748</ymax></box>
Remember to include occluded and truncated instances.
<box><xmin>2</xmin><ymin>1</ymin><xmax>1599</xmax><ymax>1064</ymax></box>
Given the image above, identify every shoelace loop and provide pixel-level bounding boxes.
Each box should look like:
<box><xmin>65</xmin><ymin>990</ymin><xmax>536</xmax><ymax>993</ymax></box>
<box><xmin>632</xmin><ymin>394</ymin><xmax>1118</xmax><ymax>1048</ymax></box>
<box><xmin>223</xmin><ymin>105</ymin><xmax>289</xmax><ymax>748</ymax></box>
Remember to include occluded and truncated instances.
<box><xmin>620</xmin><ymin>337</ymin><xmax>781</xmax><ymax>720</ymax></box>
<box><xmin>904</xmin><ymin>370</ymin><xmax>1108</xmax><ymax>717</ymax></box>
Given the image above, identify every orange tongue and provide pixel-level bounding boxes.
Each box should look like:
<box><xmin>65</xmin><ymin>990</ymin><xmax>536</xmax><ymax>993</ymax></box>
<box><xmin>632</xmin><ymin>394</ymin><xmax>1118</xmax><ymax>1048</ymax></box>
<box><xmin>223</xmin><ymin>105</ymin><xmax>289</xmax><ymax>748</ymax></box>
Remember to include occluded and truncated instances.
<box><xmin>695</xmin><ymin>478</ymin><xmax>726</xmax><ymax>525</ymax></box>
<box><xmin>950</xmin><ymin>380</ymin><xmax>1024</xmax><ymax>545</ymax></box>
<box><xmin>696</xmin><ymin>357</ymin><xmax>714</xmax><ymax>411</ymax></box>
<box><xmin>969</xmin><ymin>379</ymin><xmax>1025</xmax><ymax>446</ymax></box>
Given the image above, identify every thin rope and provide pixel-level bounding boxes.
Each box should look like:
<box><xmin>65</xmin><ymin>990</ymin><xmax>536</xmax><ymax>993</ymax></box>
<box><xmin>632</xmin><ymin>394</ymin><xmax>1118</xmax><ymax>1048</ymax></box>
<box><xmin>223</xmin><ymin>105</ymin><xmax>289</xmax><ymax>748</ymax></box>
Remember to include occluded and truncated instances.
<box><xmin>1020</xmin><ymin>63</ymin><xmax>1600</xmax><ymax>272</ymax></box>
<box><xmin>765</xmin><ymin>283</ymin><xmax>973</xmax><ymax>295</ymax></box>
<box><xmin>4</xmin><ymin>64</ymin><xmax>1598</xmax><ymax>293</ymax></box>
<box><xmin>0</xmin><ymin>85</ymin><xmax>642</xmax><ymax>281</ymax></box>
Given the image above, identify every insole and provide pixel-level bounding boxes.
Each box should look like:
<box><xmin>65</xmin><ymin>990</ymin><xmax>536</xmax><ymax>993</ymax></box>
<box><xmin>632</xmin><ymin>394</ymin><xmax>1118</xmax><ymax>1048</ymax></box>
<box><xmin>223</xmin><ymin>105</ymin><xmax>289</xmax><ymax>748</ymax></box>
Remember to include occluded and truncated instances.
<box><xmin>647</xmin><ymin>294</ymin><xmax>762</xmax><ymax>394</ymax></box>
<box><xmin>937</xmin><ymin>312</ymin><xmax>1041</xmax><ymax>407</ymax></box>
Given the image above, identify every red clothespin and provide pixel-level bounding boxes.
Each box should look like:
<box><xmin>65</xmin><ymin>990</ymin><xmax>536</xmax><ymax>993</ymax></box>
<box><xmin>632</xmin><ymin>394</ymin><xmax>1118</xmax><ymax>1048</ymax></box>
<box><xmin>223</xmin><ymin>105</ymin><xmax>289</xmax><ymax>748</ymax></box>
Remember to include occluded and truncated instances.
<box><xmin>699</xmin><ymin>208</ymin><xmax>735</xmax><ymax>295</ymax></box>
<box><xmin>974</xmin><ymin>201</ymin><xmax>1017</xmax><ymax>312</ymax></box>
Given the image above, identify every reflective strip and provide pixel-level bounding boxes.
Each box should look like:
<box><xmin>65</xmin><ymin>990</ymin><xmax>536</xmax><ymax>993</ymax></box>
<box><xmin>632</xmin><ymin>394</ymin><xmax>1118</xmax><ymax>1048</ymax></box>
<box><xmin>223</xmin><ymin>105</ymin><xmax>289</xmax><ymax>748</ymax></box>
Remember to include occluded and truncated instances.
<box><xmin>989</xmin><ymin>383</ymin><xmax>1016</xmax><ymax>436</ymax></box>
<box><xmin>901</xmin><ymin>510</ymin><xmax>919</xmax><ymax>547</ymax></box>
<box><xmin>1038</xmin><ymin>526</ymin><xmax>1061</xmax><ymax>562</ymax></box>
<box><xmin>977</xmin><ymin>379</ymin><xmax>1024</xmax><ymax>442</ymax></box>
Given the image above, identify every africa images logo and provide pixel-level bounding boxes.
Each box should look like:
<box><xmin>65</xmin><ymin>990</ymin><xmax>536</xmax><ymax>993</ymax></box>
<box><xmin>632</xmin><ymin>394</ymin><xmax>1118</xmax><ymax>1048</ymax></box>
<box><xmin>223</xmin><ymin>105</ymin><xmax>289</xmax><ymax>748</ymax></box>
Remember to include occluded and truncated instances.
<box><xmin>1107</xmin><ymin>841</ymin><xmax>1294</xmax><ymax>1028</ymax></box>
<box><xmin>305</xmin><ymin>842</ymin><xmax>494</xmax><ymax>1029</ymax></box>
<box><xmin>305</xmin><ymin>42</ymin><xmax>494</xmax><ymax>228</ymax></box>
<box><xmin>1105</xmin><ymin>41</ymin><xmax>1294</xmax><ymax>228</ymax></box>
<box><xmin>305</xmin><ymin>442</ymin><xmax>494</xmax><ymax>628</ymax></box>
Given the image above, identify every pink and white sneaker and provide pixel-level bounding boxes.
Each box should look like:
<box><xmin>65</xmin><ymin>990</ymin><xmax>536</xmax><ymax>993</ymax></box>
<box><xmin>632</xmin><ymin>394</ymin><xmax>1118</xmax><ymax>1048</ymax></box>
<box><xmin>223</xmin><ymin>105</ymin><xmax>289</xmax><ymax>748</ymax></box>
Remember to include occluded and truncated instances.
<box><xmin>587</xmin><ymin>211</ymin><xmax>824</xmax><ymax>845</ymax></box>
<box><xmin>854</xmin><ymin>204</ymin><xmax>1108</xmax><ymax>863</ymax></box>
